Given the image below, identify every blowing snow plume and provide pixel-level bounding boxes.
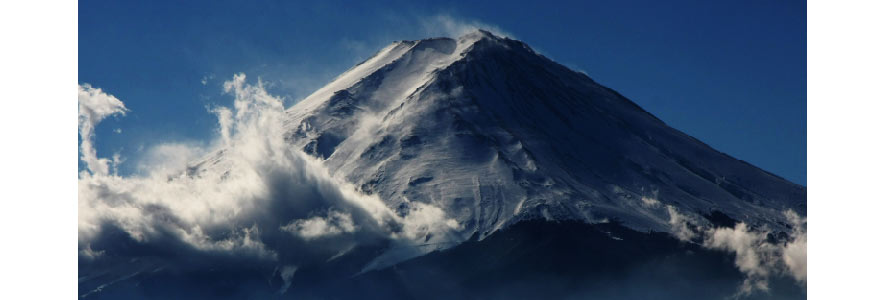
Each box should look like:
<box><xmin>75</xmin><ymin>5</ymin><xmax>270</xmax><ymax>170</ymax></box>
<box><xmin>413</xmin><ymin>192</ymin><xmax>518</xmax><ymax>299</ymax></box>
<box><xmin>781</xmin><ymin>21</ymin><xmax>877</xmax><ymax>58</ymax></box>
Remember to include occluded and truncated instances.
<box><xmin>77</xmin><ymin>74</ymin><xmax>461</xmax><ymax>297</ymax></box>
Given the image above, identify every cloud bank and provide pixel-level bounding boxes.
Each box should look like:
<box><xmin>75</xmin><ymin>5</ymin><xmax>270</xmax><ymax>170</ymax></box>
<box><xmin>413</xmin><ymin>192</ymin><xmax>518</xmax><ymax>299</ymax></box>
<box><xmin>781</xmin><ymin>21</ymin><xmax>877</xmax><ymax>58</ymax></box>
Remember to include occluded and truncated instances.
<box><xmin>77</xmin><ymin>75</ymin><xmax>462</xmax><ymax>296</ymax></box>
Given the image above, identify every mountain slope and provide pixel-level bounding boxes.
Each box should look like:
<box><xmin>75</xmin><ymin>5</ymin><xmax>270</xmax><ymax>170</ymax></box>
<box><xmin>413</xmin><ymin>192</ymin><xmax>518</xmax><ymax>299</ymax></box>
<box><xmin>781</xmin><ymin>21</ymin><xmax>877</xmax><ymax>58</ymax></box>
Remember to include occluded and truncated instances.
<box><xmin>273</xmin><ymin>30</ymin><xmax>804</xmax><ymax>244</ymax></box>
<box><xmin>291</xmin><ymin>220</ymin><xmax>806</xmax><ymax>300</ymax></box>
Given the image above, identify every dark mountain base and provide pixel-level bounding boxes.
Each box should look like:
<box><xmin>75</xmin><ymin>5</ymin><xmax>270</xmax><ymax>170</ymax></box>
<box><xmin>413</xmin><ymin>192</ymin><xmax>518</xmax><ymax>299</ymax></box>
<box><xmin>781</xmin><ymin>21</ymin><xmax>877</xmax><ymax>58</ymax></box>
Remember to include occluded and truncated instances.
<box><xmin>296</xmin><ymin>220</ymin><xmax>804</xmax><ymax>300</ymax></box>
<box><xmin>80</xmin><ymin>220</ymin><xmax>805</xmax><ymax>299</ymax></box>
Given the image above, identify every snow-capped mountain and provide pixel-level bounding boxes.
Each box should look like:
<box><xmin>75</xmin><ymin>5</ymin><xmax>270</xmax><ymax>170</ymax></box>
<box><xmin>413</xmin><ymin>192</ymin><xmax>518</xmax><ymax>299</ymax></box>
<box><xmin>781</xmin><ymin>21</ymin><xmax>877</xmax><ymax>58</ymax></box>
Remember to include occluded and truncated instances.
<box><xmin>79</xmin><ymin>30</ymin><xmax>806</xmax><ymax>299</ymax></box>
<box><xmin>257</xmin><ymin>30</ymin><xmax>804</xmax><ymax>243</ymax></box>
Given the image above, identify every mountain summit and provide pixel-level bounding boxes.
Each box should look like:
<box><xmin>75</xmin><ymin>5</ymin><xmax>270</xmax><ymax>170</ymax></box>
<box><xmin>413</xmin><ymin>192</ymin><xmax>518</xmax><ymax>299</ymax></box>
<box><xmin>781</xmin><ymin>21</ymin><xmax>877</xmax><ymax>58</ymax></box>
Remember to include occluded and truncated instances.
<box><xmin>276</xmin><ymin>29</ymin><xmax>805</xmax><ymax>245</ymax></box>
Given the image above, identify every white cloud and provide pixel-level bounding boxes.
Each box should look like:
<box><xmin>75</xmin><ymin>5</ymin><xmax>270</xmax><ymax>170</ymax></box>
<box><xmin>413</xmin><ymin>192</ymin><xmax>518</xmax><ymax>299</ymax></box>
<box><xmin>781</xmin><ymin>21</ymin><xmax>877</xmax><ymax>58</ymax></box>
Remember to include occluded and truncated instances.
<box><xmin>78</xmin><ymin>74</ymin><xmax>463</xmax><ymax>276</ymax></box>
<box><xmin>136</xmin><ymin>142</ymin><xmax>207</xmax><ymax>177</ymax></box>
<box><xmin>398</xmin><ymin>202</ymin><xmax>462</xmax><ymax>241</ymax></box>
<box><xmin>281</xmin><ymin>210</ymin><xmax>356</xmax><ymax>240</ymax></box>
<box><xmin>666</xmin><ymin>205</ymin><xmax>696</xmax><ymax>241</ymax></box>
<box><xmin>178</xmin><ymin>224</ymin><xmax>277</xmax><ymax>259</ymax></box>
<box><xmin>665</xmin><ymin>208</ymin><xmax>808</xmax><ymax>296</ymax></box>
<box><xmin>79</xmin><ymin>74</ymin><xmax>316</xmax><ymax>258</ymax></box>
<box><xmin>78</xmin><ymin>83</ymin><xmax>128</xmax><ymax>176</ymax></box>
<box><xmin>705</xmin><ymin>223</ymin><xmax>774</xmax><ymax>294</ymax></box>
<box><xmin>641</xmin><ymin>194</ymin><xmax>660</xmax><ymax>208</ymax></box>
<box><xmin>783</xmin><ymin>210</ymin><xmax>808</xmax><ymax>283</ymax></box>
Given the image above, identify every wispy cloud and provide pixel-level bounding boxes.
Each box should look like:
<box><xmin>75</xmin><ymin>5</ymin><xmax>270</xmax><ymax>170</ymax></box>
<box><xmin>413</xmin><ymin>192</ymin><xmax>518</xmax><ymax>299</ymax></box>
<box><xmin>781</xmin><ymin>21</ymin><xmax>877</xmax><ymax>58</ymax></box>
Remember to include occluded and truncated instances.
<box><xmin>666</xmin><ymin>206</ymin><xmax>697</xmax><ymax>241</ymax></box>
<box><xmin>782</xmin><ymin>210</ymin><xmax>808</xmax><ymax>282</ymax></box>
<box><xmin>78</xmin><ymin>83</ymin><xmax>128</xmax><ymax>176</ymax></box>
<box><xmin>200</xmin><ymin>73</ymin><xmax>215</xmax><ymax>86</ymax></box>
<box><xmin>665</xmin><ymin>205</ymin><xmax>807</xmax><ymax>296</ymax></box>
<box><xmin>281</xmin><ymin>210</ymin><xmax>356</xmax><ymax>240</ymax></box>
<box><xmin>418</xmin><ymin>14</ymin><xmax>513</xmax><ymax>39</ymax></box>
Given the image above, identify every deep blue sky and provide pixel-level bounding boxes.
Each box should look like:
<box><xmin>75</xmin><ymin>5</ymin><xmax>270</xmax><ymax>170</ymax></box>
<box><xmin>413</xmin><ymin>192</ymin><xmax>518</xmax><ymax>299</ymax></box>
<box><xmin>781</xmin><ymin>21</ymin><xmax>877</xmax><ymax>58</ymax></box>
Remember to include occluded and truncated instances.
<box><xmin>79</xmin><ymin>0</ymin><xmax>806</xmax><ymax>185</ymax></box>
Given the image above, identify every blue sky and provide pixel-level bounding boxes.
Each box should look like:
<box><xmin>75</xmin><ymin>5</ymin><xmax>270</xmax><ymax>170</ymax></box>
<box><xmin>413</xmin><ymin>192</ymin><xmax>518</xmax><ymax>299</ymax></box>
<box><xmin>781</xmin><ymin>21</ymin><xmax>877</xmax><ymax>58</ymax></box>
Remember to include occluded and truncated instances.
<box><xmin>79</xmin><ymin>0</ymin><xmax>806</xmax><ymax>185</ymax></box>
